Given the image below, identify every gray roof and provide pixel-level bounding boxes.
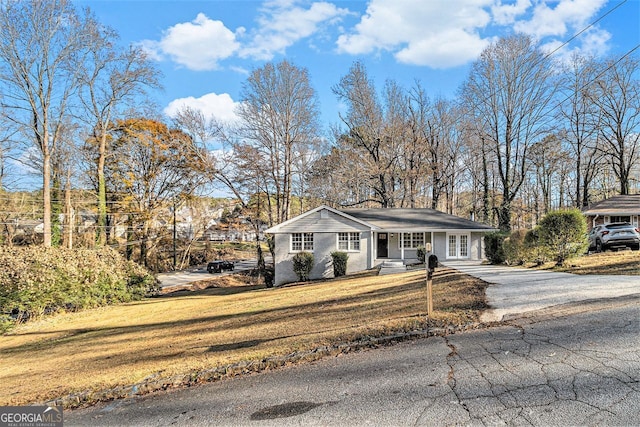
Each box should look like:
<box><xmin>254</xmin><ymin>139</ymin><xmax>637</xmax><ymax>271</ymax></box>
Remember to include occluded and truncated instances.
<box><xmin>583</xmin><ymin>195</ymin><xmax>640</xmax><ymax>215</ymax></box>
<box><xmin>341</xmin><ymin>208</ymin><xmax>495</xmax><ymax>231</ymax></box>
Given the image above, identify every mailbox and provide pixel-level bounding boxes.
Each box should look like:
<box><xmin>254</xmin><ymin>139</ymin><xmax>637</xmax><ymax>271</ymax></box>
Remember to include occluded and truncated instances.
<box><xmin>428</xmin><ymin>254</ymin><xmax>438</xmax><ymax>270</ymax></box>
<box><xmin>427</xmin><ymin>254</ymin><xmax>438</xmax><ymax>279</ymax></box>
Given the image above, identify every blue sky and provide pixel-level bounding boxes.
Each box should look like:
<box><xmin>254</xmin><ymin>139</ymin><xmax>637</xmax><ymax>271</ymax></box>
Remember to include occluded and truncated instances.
<box><xmin>76</xmin><ymin>0</ymin><xmax>639</xmax><ymax>132</ymax></box>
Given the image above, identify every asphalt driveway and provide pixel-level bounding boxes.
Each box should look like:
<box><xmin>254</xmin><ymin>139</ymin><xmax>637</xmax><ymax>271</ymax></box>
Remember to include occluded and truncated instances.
<box><xmin>156</xmin><ymin>259</ymin><xmax>262</xmax><ymax>291</ymax></box>
<box><xmin>443</xmin><ymin>261</ymin><xmax>640</xmax><ymax>322</ymax></box>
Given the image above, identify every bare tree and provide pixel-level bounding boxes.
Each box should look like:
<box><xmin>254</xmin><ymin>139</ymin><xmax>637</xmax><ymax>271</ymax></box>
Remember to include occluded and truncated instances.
<box><xmin>590</xmin><ymin>54</ymin><xmax>640</xmax><ymax>195</ymax></box>
<box><xmin>461</xmin><ymin>34</ymin><xmax>556</xmax><ymax>231</ymax></box>
<box><xmin>558</xmin><ymin>54</ymin><xmax>604</xmax><ymax>207</ymax></box>
<box><xmin>332</xmin><ymin>61</ymin><xmax>397</xmax><ymax>207</ymax></box>
<box><xmin>77</xmin><ymin>21</ymin><xmax>161</xmax><ymax>246</ymax></box>
<box><xmin>236</xmin><ymin>59</ymin><xmax>320</xmax><ymax>223</ymax></box>
<box><xmin>402</xmin><ymin>81</ymin><xmax>431</xmax><ymax>208</ymax></box>
<box><xmin>0</xmin><ymin>0</ymin><xmax>96</xmax><ymax>246</ymax></box>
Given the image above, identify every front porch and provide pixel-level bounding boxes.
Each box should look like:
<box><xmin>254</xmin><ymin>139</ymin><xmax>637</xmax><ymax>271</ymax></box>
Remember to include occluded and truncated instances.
<box><xmin>372</xmin><ymin>230</ymin><xmax>474</xmax><ymax>265</ymax></box>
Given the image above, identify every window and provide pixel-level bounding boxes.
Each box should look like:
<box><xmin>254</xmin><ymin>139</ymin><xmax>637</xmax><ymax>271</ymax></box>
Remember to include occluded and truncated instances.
<box><xmin>610</xmin><ymin>216</ymin><xmax>631</xmax><ymax>223</ymax></box>
<box><xmin>338</xmin><ymin>232</ymin><xmax>360</xmax><ymax>251</ymax></box>
<box><xmin>291</xmin><ymin>233</ymin><xmax>313</xmax><ymax>252</ymax></box>
<box><xmin>400</xmin><ymin>232</ymin><xmax>424</xmax><ymax>249</ymax></box>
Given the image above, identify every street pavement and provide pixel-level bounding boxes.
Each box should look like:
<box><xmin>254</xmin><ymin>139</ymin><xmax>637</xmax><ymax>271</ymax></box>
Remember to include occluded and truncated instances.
<box><xmin>156</xmin><ymin>259</ymin><xmax>261</xmax><ymax>291</ymax></box>
<box><xmin>443</xmin><ymin>260</ymin><xmax>640</xmax><ymax>322</ymax></box>
<box><xmin>66</xmin><ymin>295</ymin><xmax>640</xmax><ymax>426</ymax></box>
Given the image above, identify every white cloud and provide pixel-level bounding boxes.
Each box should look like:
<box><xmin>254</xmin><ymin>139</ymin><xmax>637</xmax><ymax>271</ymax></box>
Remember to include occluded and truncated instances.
<box><xmin>240</xmin><ymin>0</ymin><xmax>350</xmax><ymax>60</ymax></box>
<box><xmin>164</xmin><ymin>92</ymin><xmax>241</xmax><ymax>124</ymax></box>
<box><xmin>141</xmin><ymin>13</ymin><xmax>241</xmax><ymax>71</ymax></box>
<box><xmin>542</xmin><ymin>27</ymin><xmax>611</xmax><ymax>64</ymax></box>
<box><xmin>336</xmin><ymin>0</ymin><xmax>493</xmax><ymax>68</ymax></box>
<box><xmin>513</xmin><ymin>0</ymin><xmax>608</xmax><ymax>39</ymax></box>
<box><xmin>491</xmin><ymin>0</ymin><xmax>531</xmax><ymax>25</ymax></box>
<box><xmin>510</xmin><ymin>0</ymin><xmax>610</xmax><ymax>62</ymax></box>
<box><xmin>395</xmin><ymin>29</ymin><xmax>493</xmax><ymax>68</ymax></box>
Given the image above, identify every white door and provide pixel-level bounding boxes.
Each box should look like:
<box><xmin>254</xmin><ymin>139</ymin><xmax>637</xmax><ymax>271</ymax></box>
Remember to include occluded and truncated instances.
<box><xmin>447</xmin><ymin>234</ymin><xmax>469</xmax><ymax>259</ymax></box>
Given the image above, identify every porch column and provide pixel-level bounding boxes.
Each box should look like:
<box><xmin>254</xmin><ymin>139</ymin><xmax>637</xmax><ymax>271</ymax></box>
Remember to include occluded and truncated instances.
<box><xmin>370</xmin><ymin>231</ymin><xmax>375</xmax><ymax>268</ymax></box>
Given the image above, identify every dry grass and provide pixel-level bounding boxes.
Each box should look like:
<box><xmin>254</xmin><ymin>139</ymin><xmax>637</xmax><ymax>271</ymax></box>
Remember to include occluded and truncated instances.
<box><xmin>0</xmin><ymin>267</ymin><xmax>487</xmax><ymax>406</ymax></box>
<box><xmin>537</xmin><ymin>250</ymin><xmax>640</xmax><ymax>275</ymax></box>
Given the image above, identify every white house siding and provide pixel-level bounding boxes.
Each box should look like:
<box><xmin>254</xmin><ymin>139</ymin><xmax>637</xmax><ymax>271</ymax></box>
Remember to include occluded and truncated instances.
<box><xmin>273</xmin><ymin>232</ymin><xmax>371</xmax><ymax>286</ymax></box>
<box><xmin>272</xmin><ymin>209</ymin><xmax>372</xmax><ymax>286</ymax></box>
<box><xmin>433</xmin><ymin>232</ymin><xmax>447</xmax><ymax>261</ymax></box>
<box><xmin>277</xmin><ymin>210</ymin><xmax>370</xmax><ymax>233</ymax></box>
<box><xmin>470</xmin><ymin>233</ymin><xmax>484</xmax><ymax>259</ymax></box>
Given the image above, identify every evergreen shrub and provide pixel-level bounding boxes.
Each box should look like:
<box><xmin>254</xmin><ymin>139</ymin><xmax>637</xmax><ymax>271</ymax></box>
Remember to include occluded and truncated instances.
<box><xmin>292</xmin><ymin>251</ymin><xmax>314</xmax><ymax>282</ymax></box>
<box><xmin>331</xmin><ymin>251</ymin><xmax>349</xmax><ymax>277</ymax></box>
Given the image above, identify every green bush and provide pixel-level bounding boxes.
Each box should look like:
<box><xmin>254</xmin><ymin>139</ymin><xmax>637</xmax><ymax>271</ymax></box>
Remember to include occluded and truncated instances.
<box><xmin>292</xmin><ymin>251</ymin><xmax>314</xmax><ymax>282</ymax></box>
<box><xmin>503</xmin><ymin>229</ymin><xmax>528</xmax><ymax>265</ymax></box>
<box><xmin>538</xmin><ymin>209</ymin><xmax>588</xmax><ymax>266</ymax></box>
<box><xmin>416</xmin><ymin>246</ymin><xmax>426</xmax><ymax>264</ymax></box>
<box><xmin>485</xmin><ymin>231</ymin><xmax>508</xmax><ymax>264</ymax></box>
<box><xmin>0</xmin><ymin>246</ymin><xmax>157</xmax><ymax>330</ymax></box>
<box><xmin>524</xmin><ymin>227</ymin><xmax>550</xmax><ymax>266</ymax></box>
<box><xmin>331</xmin><ymin>251</ymin><xmax>349</xmax><ymax>277</ymax></box>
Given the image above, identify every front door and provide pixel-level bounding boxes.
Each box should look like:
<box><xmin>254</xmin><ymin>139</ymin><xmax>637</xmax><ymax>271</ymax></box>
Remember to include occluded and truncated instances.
<box><xmin>377</xmin><ymin>233</ymin><xmax>388</xmax><ymax>258</ymax></box>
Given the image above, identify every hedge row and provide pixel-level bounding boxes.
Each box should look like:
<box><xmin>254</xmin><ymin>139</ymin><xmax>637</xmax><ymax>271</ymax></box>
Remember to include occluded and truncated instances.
<box><xmin>0</xmin><ymin>246</ymin><xmax>158</xmax><ymax>330</ymax></box>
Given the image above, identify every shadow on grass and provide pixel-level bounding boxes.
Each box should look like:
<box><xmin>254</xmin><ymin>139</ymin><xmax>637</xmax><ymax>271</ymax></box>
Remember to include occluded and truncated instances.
<box><xmin>156</xmin><ymin>284</ymin><xmax>265</xmax><ymax>298</ymax></box>
<box><xmin>207</xmin><ymin>339</ymin><xmax>267</xmax><ymax>352</ymax></box>
<box><xmin>3</xmin><ymin>269</ymin><xmax>487</xmax><ymax>356</ymax></box>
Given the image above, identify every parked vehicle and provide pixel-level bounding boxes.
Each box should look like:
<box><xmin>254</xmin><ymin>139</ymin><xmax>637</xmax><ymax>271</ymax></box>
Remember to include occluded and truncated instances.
<box><xmin>588</xmin><ymin>223</ymin><xmax>640</xmax><ymax>252</ymax></box>
<box><xmin>207</xmin><ymin>260</ymin><xmax>235</xmax><ymax>273</ymax></box>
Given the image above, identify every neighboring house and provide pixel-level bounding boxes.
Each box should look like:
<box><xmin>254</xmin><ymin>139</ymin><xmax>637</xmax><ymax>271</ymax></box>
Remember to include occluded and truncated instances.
<box><xmin>582</xmin><ymin>195</ymin><xmax>640</xmax><ymax>230</ymax></box>
<box><xmin>265</xmin><ymin>205</ymin><xmax>496</xmax><ymax>286</ymax></box>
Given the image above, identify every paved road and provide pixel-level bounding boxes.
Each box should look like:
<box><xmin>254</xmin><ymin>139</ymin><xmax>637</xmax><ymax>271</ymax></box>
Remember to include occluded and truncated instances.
<box><xmin>66</xmin><ymin>295</ymin><xmax>640</xmax><ymax>426</ymax></box>
<box><xmin>444</xmin><ymin>261</ymin><xmax>640</xmax><ymax>322</ymax></box>
<box><xmin>156</xmin><ymin>259</ymin><xmax>262</xmax><ymax>291</ymax></box>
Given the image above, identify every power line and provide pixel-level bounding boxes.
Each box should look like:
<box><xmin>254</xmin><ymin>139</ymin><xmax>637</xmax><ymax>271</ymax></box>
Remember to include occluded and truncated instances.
<box><xmin>542</xmin><ymin>0</ymin><xmax>628</xmax><ymax>61</ymax></box>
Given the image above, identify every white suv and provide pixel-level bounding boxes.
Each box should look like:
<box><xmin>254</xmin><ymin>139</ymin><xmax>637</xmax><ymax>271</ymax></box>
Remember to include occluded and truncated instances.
<box><xmin>588</xmin><ymin>223</ymin><xmax>640</xmax><ymax>252</ymax></box>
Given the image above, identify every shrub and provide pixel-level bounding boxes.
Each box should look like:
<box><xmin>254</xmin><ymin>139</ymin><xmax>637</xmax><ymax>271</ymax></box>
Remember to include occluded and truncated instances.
<box><xmin>0</xmin><ymin>246</ymin><xmax>157</xmax><ymax>331</ymax></box>
<box><xmin>485</xmin><ymin>231</ymin><xmax>508</xmax><ymax>264</ymax></box>
<box><xmin>292</xmin><ymin>251</ymin><xmax>314</xmax><ymax>282</ymax></box>
<box><xmin>503</xmin><ymin>229</ymin><xmax>528</xmax><ymax>265</ymax></box>
<box><xmin>331</xmin><ymin>251</ymin><xmax>349</xmax><ymax>277</ymax></box>
<box><xmin>524</xmin><ymin>227</ymin><xmax>550</xmax><ymax>266</ymax></box>
<box><xmin>538</xmin><ymin>209</ymin><xmax>588</xmax><ymax>266</ymax></box>
<box><xmin>416</xmin><ymin>246</ymin><xmax>427</xmax><ymax>264</ymax></box>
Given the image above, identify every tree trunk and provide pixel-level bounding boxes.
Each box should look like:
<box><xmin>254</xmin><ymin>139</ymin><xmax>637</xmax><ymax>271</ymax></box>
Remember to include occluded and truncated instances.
<box><xmin>42</xmin><ymin>150</ymin><xmax>52</xmax><ymax>247</ymax></box>
<box><xmin>97</xmin><ymin>131</ymin><xmax>107</xmax><ymax>245</ymax></box>
<box><xmin>64</xmin><ymin>170</ymin><xmax>73</xmax><ymax>249</ymax></box>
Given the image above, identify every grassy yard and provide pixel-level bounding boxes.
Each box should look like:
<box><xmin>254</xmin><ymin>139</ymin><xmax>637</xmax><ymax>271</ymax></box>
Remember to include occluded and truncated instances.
<box><xmin>540</xmin><ymin>250</ymin><xmax>640</xmax><ymax>275</ymax></box>
<box><xmin>0</xmin><ymin>267</ymin><xmax>487</xmax><ymax>407</ymax></box>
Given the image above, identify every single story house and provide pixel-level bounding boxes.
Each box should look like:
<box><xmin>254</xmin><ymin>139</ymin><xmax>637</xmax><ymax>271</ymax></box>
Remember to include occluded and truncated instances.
<box><xmin>265</xmin><ymin>205</ymin><xmax>496</xmax><ymax>286</ymax></box>
<box><xmin>582</xmin><ymin>195</ymin><xmax>640</xmax><ymax>230</ymax></box>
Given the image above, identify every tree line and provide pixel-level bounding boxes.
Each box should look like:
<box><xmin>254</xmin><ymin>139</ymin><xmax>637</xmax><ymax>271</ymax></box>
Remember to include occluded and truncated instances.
<box><xmin>1</xmin><ymin>0</ymin><xmax>639</xmax><ymax>269</ymax></box>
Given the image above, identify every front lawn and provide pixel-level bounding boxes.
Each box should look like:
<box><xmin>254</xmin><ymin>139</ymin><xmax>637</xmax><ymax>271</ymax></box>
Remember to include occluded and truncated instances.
<box><xmin>0</xmin><ymin>267</ymin><xmax>487</xmax><ymax>407</ymax></box>
<box><xmin>543</xmin><ymin>250</ymin><xmax>640</xmax><ymax>275</ymax></box>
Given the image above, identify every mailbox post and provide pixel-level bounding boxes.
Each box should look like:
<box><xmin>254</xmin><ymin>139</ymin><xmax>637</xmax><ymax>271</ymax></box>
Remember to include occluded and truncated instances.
<box><xmin>424</xmin><ymin>244</ymin><xmax>438</xmax><ymax>317</ymax></box>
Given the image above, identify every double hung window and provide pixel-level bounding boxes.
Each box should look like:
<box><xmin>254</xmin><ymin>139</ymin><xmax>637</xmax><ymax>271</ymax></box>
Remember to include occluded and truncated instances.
<box><xmin>291</xmin><ymin>233</ymin><xmax>313</xmax><ymax>251</ymax></box>
<box><xmin>338</xmin><ymin>232</ymin><xmax>360</xmax><ymax>251</ymax></box>
<box><xmin>400</xmin><ymin>232</ymin><xmax>424</xmax><ymax>249</ymax></box>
